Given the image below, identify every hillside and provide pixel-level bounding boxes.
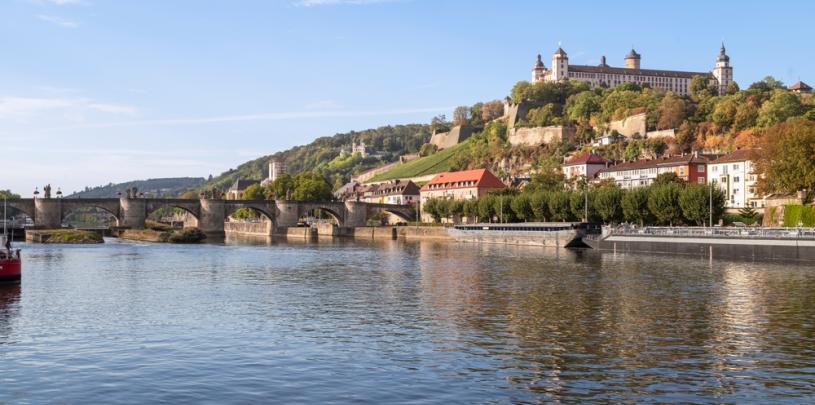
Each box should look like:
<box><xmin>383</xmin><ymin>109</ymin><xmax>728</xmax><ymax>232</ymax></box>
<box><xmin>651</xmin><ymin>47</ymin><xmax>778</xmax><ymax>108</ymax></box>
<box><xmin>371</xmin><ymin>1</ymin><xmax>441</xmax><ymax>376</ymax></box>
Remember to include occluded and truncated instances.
<box><xmin>195</xmin><ymin>124</ymin><xmax>431</xmax><ymax>192</ymax></box>
<box><xmin>68</xmin><ymin>177</ymin><xmax>205</xmax><ymax>198</ymax></box>
<box><xmin>367</xmin><ymin>140</ymin><xmax>470</xmax><ymax>183</ymax></box>
<box><xmin>192</xmin><ymin>75</ymin><xmax>814</xmax><ymax>196</ymax></box>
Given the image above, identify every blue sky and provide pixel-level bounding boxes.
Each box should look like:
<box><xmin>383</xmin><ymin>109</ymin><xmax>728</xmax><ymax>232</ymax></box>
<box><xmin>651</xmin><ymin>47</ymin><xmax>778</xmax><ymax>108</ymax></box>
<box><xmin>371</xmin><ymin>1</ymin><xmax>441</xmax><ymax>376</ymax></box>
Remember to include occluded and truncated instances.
<box><xmin>2</xmin><ymin>0</ymin><xmax>813</xmax><ymax>195</ymax></box>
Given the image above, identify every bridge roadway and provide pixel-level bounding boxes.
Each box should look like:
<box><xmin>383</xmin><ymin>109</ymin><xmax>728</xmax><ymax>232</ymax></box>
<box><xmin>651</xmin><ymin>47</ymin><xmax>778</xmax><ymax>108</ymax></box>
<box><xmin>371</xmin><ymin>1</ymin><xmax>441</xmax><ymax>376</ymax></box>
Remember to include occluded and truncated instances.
<box><xmin>5</xmin><ymin>198</ymin><xmax>415</xmax><ymax>236</ymax></box>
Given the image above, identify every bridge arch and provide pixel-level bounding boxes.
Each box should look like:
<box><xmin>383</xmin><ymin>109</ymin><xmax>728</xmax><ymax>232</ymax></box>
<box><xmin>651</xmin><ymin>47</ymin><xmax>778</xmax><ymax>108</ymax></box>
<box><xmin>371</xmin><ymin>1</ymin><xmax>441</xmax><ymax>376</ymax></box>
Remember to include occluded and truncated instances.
<box><xmin>300</xmin><ymin>203</ymin><xmax>345</xmax><ymax>226</ymax></box>
<box><xmin>224</xmin><ymin>204</ymin><xmax>276</xmax><ymax>224</ymax></box>
<box><xmin>61</xmin><ymin>204</ymin><xmax>120</xmax><ymax>227</ymax></box>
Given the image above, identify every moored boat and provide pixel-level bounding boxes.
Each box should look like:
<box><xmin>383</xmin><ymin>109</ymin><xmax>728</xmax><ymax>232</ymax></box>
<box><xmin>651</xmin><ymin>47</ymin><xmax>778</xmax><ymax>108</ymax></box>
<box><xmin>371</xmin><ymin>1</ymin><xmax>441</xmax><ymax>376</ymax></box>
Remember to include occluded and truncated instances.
<box><xmin>449</xmin><ymin>222</ymin><xmax>599</xmax><ymax>248</ymax></box>
<box><xmin>1</xmin><ymin>200</ymin><xmax>21</xmax><ymax>283</ymax></box>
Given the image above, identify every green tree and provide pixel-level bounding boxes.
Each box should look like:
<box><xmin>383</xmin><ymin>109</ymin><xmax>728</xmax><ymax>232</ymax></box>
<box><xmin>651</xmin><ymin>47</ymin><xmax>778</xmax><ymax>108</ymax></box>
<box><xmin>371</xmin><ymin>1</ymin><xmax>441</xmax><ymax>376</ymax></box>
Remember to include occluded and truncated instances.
<box><xmin>270</xmin><ymin>173</ymin><xmax>295</xmax><ymax>200</ymax></box>
<box><xmin>530</xmin><ymin>191</ymin><xmax>550</xmax><ymax>221</ymax></box>
<box><xmin>478</xmin><ymin>194</ymin><xmax>497</xmax><ymax>222</ymax></box>
<box><xmin>462</xmin><ymin>199</ymin><xmax>480</xmax><ymax>222</ymax></box>
<box><xmin>510</xmin><ymin>194</ymin><xmax>533</xmax><ymax>222</ymax></box>
<box><xmin>653</xmin><ymin>172</ymin><xmax>684</xmax><ymax>185</ymax></box>
<box><xmin>754</xmin><ymin>120</ymin><xmax>815</xmax><ymax>198</ymax></box>
<box><xmin>648</xmin><ymin>183</ymin><xmax>683</xmax><ymax>225</ymax></box>
<box><xmin>565</xmin><ymin>91</ymin><xmax>602</xmax><ymax>122</ymax></box>
<box><xmin>756</xmin><ymin>89</ymin><xmax>805</xmax><ymax>128</ymax></box>
<box><xmin>241</xmin><ymin>183</ymin><xmax>268</xmax><ymax>200</ymax></box>
<box><xmin>656</xmin><ymin>92</ymin><xmax>686</xmax><ymax>130</ymax></box>
<box><xmin>452</xmin><ymin>106</ymin><xmax>471</xmax><ymax>126</ymax></box>
<box><xmin>422</xmin><ymin>198</ymin><xmax>442</xmax><ymax>223</ymax></box>
<box><xmin>291</xmin><ymin>172</ymin><xmax>333</xmax><ymax>201</ymax></box>
<box><xmin>679</xmin><ymin>184</ymin><xmax>725</xmax><ymax>226</ymax></box>
<box><xmin>527</xmin><ymin>159</ymin><xmax>565</xmax><ymax>192</ymax></box>
<box><xmin>0</xmin><ymin>190</ymin><xmax>22</xmax><ymax>199</ymax></box>
<box><xmin>690</xmin><ymin>75</ymin><xmax>716</xmax><ymax>100</ymax></box>
<box><xmin>548</xmin><ymin>191</ymin><xmax>572</xmax><ymax>221</ymax></box>
<box><xmin>622</xmin><ymin>187</ymin><xmax>651</xmax><ymax>226</ymax></box>
<box><xmin>594</xmin><ymin>186</ymin><xmax>623</xmax><ymax>224</ymax></box>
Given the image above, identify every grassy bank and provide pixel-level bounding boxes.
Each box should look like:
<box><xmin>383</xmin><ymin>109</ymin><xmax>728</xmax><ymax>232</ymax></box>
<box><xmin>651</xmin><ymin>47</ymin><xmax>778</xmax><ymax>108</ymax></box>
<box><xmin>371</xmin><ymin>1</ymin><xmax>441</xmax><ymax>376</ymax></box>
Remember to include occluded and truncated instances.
<box><xmin>26</xmin><ymin>229</ymin><xmax>104</xmax><ymax>244</ymax></box>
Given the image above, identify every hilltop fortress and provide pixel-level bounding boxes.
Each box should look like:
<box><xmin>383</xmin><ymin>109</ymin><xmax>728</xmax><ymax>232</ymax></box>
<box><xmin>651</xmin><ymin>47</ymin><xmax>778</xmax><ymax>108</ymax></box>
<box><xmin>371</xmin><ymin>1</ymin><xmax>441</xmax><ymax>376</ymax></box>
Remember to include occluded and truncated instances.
<box><xmin>531</xmin><ymin>44</ymin><xmax>734</xmax><ymax>96</ymax></box>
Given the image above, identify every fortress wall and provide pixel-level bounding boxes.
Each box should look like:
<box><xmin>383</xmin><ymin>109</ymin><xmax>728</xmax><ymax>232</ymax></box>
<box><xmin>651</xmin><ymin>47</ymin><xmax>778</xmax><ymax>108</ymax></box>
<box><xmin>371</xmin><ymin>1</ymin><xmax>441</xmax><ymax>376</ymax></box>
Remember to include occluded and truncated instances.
<box><xmin>508</xmin><ymin>126</ymin><xmax>575</xmax><ymax>147</ymax></box>
<box><xmin>603</xmin><ymin>112</ymin><xmax>647</xmax><ymax>137</ymax></box>
<box><xmin>646</xmin><ymin>129</ymin><xmax>676</xmax><ymax>139</ymax></box>
<box><xmin>429</xmin><ymin>126</ymin><xmax>473</xmax><ymax>150</ymax></box>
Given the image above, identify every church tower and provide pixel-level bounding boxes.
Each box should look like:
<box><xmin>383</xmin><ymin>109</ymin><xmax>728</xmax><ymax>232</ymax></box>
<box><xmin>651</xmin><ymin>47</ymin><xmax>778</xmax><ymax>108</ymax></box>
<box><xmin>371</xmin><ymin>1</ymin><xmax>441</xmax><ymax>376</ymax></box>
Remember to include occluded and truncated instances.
<box><xmin>712</xmin><ymin>43</ymin><xmax>733</xmax><ymax>95</ymax></box>
<box><xmin>551</xmin><ymin>47</ymin><xmax>569</xmax><ymax>81</ymax></box>
<box><xmin>531</xmin><ymin>54</ymin><xmax>546</xmax><ymax>82</ymax></box>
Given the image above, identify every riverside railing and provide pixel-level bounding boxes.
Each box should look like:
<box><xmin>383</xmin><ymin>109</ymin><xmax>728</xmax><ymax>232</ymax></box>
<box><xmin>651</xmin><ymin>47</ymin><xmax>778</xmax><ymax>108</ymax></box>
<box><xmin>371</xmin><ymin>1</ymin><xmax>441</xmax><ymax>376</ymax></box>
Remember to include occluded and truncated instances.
<box><xmin>609</xmin><ymin>226</ymin><xmax>815</xmax><ymax>240</ymax></box>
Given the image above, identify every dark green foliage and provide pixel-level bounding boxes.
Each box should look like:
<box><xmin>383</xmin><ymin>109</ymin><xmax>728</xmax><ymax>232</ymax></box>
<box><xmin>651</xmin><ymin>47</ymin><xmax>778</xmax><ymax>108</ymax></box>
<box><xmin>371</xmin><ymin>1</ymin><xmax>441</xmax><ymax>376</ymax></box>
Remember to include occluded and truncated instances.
<box><xmin>196</xmin><ymin>124</ymin><xmax>431</xmax><ymax>193</ymax></box>
<box><xmin>548</xmin><ymin>191</ymin><xmax>572</xmax><ymax>222</ymax></box>
<box><xmin>647</xmin><ymin>183</ymin><xmax>683</xmax><ymax>225</ymax></box>
<box><xmin>622</xmin><ymin>187</ymin><xmax>650</xmax><ymax>226</ymax></box>
<box><xmin>68</xmin><ymin>177</ymin><xmax>205</xmax><ymax>198</ymax></box>
<box><xmin>594</xmin><ymin>186</ymin><xmax>623</xmax><ymax>224</ymax></box>
<box><xmin>167</xmin><ymin>228</ymin><xmax>207</xmax><ymax>244</ymax></box>
<box><xmin>678</xmin><ymin>184</ymin><xmax>725</xmax><ymax>226</ymax></box>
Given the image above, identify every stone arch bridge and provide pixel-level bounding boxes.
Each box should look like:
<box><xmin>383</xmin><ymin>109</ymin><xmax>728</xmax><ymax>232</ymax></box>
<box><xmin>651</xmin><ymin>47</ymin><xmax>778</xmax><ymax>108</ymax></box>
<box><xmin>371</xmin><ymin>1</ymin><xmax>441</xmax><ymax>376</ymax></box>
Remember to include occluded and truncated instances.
<box><xmin>5</xmin><ymin>198</ymin><xmax>415</xmax><ymax>236</ymax></box>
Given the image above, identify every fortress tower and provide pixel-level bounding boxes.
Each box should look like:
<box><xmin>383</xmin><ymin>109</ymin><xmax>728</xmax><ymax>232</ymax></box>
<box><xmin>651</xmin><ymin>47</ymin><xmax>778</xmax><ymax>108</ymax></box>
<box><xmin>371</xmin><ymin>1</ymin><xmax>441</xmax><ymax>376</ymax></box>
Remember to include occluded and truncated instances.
<box><xmin>531</xmin><ymin>54</ymin><xmax>546</xmax><ymax>82</ymax></box>
<box><xmin>551</xmin><ymin>47</ymin><xmax>569</xmax><ymax>81</ymax></box>
<box><xmin>624</xmin><ymin>48</ymin><xmax>641</xmax><ymax>69</ymax></box>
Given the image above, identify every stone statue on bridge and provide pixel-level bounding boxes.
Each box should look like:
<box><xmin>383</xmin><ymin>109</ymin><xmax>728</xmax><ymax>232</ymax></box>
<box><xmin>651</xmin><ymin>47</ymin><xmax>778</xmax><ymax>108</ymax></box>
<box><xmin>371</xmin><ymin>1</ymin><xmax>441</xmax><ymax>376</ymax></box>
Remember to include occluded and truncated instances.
<box><xmin>43</xmin><ymin>184</ymin><xmax>52</xmax><ymax>199</ymax></box>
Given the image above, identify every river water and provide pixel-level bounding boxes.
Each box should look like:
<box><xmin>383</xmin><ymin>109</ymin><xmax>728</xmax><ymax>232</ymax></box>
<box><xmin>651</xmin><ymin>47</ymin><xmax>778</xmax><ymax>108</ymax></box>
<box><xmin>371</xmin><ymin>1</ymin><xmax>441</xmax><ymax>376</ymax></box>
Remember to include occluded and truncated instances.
<box><xmin>1</xmin><ymin>237</ymin><xmax>814</xmax><ymax>403</ymax></box>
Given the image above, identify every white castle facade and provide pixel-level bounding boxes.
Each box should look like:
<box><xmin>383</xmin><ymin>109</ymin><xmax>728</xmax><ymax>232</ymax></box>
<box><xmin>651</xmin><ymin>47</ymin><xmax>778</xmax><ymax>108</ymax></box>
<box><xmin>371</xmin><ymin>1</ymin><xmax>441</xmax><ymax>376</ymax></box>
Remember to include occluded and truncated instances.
<box><xmin>531</xmin><ymin>44</ymin><xmax>733</xmax><ymax>96</ymax></box>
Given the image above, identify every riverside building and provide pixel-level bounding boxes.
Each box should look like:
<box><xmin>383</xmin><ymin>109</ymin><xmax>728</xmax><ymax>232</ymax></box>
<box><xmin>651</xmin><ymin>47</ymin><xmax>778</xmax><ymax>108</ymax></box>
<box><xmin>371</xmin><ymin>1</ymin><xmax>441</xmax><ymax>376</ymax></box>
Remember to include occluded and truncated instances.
<box><xmin>707</xmin><ymin>149</ymin><xmax>762</xmax><ymax>209</ymax></box>
<box><xmin>531</xmin><ymin>44</ymin><xmax>733</xmax><ymax>96</ymax></box>
<box><xmin>596</xmin><ymin>154</ymin><xmax>710</xmax><ymax>189</ymax></box>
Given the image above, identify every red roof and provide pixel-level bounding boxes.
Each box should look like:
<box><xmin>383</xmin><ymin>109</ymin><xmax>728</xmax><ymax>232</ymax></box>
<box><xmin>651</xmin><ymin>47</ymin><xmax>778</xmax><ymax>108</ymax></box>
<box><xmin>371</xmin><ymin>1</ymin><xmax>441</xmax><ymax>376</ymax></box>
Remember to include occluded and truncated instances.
<box><xmin>420</xmin><ymin>169</ymin><xmax>506</xmax><ymax>191</ymax></box>
<box><xmin>598</xmin><ymin>154</ymin><xmax>711</xmax><ymax>174</ymax></box>
<box><xmin>710</xmin><ymin>148</ymin><xmax>757</xmax><ymax>164</ymax></box>
<box><xmin>565</xmin><ymin>152</ymin><xmax>609</xmax><ymax>166</ymax></box>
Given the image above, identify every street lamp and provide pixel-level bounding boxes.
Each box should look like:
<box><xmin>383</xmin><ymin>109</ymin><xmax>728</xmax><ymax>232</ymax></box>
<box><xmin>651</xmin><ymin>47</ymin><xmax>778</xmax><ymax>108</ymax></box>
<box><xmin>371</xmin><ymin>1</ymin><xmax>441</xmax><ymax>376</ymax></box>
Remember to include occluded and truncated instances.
<box><xmin>33</xmin><ymin>187</ymin><xmax>39</xmax><ymax>199</ymax></box>
<box><xmin>56</xmin><ymin>188</ymin><xmax>63</xmax><ymax>198</ymax></box>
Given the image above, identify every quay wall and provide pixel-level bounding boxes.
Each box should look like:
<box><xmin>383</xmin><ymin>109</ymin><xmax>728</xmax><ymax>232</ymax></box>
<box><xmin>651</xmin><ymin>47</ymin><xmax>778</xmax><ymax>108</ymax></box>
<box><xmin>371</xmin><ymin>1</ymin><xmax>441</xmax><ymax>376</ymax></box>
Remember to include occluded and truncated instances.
<box><xmin>352</xmin><ymin>226</ymin><xmax>453</xmax><ymax>241</ymax></box>
<box><xmin>600</xmin><ymin>235</ymin><xmax>815</xmax><ymax>262</ymax></box>
<box><xmin>224</xmin><ymin>221</ymin><xmax>272</xmax><ymax>236</ymax></box>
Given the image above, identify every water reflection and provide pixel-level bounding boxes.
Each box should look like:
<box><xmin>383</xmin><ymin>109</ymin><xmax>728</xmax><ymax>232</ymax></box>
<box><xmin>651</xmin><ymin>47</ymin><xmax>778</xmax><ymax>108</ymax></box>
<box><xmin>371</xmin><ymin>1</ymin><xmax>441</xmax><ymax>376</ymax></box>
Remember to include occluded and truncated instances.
<box><xmin>2</xmin><ymin>240</ymin><xmax>814</xmax><ymax>403</ymax></box>
<box><xmin>0</xmin><ymin>283</ymin><xmax>21</xmax><ymax>342</ymax></box>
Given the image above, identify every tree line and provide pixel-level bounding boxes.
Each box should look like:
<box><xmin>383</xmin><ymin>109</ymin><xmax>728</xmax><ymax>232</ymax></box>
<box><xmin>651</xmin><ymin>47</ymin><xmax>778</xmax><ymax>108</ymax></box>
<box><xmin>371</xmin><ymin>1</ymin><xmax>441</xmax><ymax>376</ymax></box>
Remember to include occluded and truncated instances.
<box><xmin>422</xmin><ymin>173</ymin><xmax>726</xmax><ymax>226</ymax></box>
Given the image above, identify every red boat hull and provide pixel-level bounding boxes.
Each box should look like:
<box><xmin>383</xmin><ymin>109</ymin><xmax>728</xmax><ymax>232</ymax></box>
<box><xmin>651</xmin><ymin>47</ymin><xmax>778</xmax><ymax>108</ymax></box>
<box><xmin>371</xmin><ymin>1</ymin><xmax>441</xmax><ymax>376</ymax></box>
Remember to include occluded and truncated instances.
<box><xmin>0</xmin><ymin>258</ymin><xmax>21</xmax><ymax>282</ymax></box>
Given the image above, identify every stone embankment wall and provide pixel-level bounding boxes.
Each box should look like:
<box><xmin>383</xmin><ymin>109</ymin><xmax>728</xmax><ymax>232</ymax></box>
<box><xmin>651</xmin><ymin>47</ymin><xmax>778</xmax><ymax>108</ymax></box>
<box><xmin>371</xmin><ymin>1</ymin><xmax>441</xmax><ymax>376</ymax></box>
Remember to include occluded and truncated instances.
<box><xmin>119</xmin><ymin>229</ymin><xmax>169</xmax><ymax>242</ymax></box>
<box><xmin>352</xmin><ymin>161</ymin><xmax>400</xmax><ymax>183</ymax></box>
<box><xmin>224</xmin><ymin>221</ymin><xmax>272</xmax><ymax>236</ymax></box>
<box><xmin>352</xmin><ymin>226</ymin><xmax>453</xmax><ymax>241</ymax></box>
<box><xmin>508</xmin><ymin>126</ymin><xmax>576</xmax><ymax>147</ymax></box>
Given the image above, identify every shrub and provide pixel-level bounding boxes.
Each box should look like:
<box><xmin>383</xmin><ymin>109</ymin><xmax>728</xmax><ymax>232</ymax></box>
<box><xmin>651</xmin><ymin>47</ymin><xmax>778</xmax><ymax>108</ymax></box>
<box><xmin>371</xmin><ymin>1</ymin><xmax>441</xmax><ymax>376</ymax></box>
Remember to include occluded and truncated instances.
<box><xmin>168</xmin><ymin>228</ymin><xmax>207</xmax><ymax>243</ymax></box>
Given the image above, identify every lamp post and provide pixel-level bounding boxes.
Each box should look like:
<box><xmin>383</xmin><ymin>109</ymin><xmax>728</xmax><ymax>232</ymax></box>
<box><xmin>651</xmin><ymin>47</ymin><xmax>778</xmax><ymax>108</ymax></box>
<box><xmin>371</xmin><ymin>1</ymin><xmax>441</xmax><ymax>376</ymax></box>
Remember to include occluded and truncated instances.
<box><xmin>33</xmin><ymin>187</ymin><xmax>39</xmax><ymax>199</ymax></box>
<box><xmin>709</xmin><ymin>182</ymin><xmax>713</xmax><ymax>228</ymax></box>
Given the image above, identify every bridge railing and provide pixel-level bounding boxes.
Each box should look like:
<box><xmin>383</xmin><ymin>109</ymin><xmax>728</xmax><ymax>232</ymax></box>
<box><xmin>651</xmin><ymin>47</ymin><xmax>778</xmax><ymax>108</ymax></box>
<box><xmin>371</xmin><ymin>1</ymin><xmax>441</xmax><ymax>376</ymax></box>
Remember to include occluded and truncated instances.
<box><xmin>609</xmin><ymin>225</ymin><xmax>815</xmax><ymax>240</ymax></box>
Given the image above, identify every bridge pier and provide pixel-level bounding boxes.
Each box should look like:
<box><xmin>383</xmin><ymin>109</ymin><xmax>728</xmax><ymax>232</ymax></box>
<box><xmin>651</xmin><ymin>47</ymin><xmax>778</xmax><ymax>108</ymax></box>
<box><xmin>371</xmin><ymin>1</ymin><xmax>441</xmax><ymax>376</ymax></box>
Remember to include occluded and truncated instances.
<box><xmin>119</xmin><ymin>197</ymin><xmax>147</xmax><ymax>229</ymax></box>
<box><xmin>34</xmin><ymin>198</ymin><xmax>62</xmax><ymax>228</ymax></box>
<box><xmin>274</xmin><ymin>201</ymin><xmax>301</xmax><ymax>228</ymax></box>
<box><xmin>343</xmin><ymin>201</ymin><xmax>369</xmax><ymax>227</ymax></box>
<box><xmin>199</xmin><ymin>199</ymin><xmax>226</xmax><ymax>238</ymax></box>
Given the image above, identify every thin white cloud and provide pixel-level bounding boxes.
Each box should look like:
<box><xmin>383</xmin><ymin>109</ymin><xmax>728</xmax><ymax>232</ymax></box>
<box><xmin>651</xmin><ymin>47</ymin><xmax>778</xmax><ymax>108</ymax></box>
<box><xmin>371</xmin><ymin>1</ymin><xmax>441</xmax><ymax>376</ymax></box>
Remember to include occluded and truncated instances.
<box><xmin>0</xmin><ymin>96</ymin><xmax>137</xmax><ymax>117</ymax></box>
<box><xmin>37</xmin><ymin>14</ymin><xmax>79</xmax><ymax>28</ymax></box>
<box><xmin>41</xmin><ymin>106</ymin><xmax>454</xmax><ymax>131</ymax></box>
<box><xmin>294</xmin><ymin>0</ymin><xmax>400</xmax><ymax>6</ymax></box>
<box><xmin>30</xmin><ymin>0</ymin><xmax>86</xmax><ymax>5</ymax></box>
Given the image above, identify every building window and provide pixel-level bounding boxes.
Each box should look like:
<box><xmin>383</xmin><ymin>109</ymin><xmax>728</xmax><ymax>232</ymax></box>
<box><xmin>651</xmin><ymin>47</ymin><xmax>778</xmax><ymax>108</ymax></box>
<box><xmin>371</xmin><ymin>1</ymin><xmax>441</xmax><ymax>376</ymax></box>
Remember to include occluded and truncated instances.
<box><xmin>698</xmin><ymin>178</ymin><xmax>705</xmax><ymax>184</ymax></box>
<box><xmin>698</xmin><ymin>165</ymin><xmax>705</xmax><ymax>172</ymax></box>
<box><xmin>734</xmin><ymin>176</ymin><xmax>740</xmax><ymax>183</ymax></box>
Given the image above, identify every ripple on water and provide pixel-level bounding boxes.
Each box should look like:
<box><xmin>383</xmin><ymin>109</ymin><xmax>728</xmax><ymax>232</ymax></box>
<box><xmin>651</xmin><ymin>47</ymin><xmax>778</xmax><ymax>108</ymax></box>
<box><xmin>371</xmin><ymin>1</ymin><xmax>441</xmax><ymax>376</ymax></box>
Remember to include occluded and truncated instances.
<box><xmin>0</xmin><ymin>239</ymin><xmax>813</xmax><ymax>403</ymax></box>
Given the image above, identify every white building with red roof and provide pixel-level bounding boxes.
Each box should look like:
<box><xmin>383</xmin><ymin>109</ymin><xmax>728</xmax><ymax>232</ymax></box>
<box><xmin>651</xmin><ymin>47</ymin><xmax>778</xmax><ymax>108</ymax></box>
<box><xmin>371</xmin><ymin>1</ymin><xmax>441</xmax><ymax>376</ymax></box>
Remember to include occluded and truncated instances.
<box><xmin>562</xmin><ymin>152</ymin><xmax>610</xmax><ymax>182</ymax></box>
<box><xmin>419</xmin><ymin>169</ymin><xmax>505</xmax><ymax>222</ymax></box>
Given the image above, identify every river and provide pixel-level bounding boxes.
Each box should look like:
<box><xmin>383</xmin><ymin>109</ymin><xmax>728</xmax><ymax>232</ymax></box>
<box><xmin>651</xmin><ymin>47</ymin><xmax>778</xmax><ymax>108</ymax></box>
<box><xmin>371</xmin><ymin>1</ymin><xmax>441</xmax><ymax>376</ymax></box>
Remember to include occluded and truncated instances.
<box><xmin>1</xmin><ymin>237</ymin><xmax>813</xmax><ymax>403</ymax></box>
